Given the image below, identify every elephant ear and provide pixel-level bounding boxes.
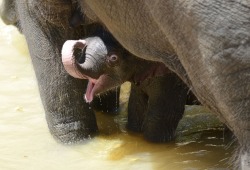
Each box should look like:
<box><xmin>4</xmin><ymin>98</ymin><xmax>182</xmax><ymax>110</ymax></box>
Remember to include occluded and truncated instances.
<box><xmin>0</xmin><ymin>0</ymin><xmax>18</xmax><ymax>26</ymax></box>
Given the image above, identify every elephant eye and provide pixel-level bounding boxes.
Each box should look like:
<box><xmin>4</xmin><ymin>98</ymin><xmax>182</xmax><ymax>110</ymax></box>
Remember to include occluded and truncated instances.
<box><xmin>109</xmin><ymin>55</ymin><xmax>118</xmax><ymax>62</ymax></box>
<box><xmin>107</xmin><ymin>54</ymin><xmax>119</xmax><ymax>67</ymax></box>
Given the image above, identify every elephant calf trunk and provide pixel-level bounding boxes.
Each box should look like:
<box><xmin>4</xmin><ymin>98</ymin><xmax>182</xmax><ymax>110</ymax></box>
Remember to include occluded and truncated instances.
<box><xmin>61</xmin><ymin>40</ymin><xmax>89</xmax><ymax>79</ymax></box>
<box><xmin>62</xmin><ymin>37</ymin><xmax>108</xmax><ymax>80</ymax></box>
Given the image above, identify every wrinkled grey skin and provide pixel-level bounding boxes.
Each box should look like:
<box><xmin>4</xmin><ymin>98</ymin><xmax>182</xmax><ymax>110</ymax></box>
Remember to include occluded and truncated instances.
<box><xmin>78</xmin><ymin>1</ymin><xmax>250</xmax><ymax>169</ymax></box>
<box><xmin>1</xmin><ymin>0</ymin><xmax>249</xmax><ymax>169</ymax></box>
<box><xmin>0</xmin><ymin>0</ymin><xmax>122</xmax><ymax>144</ymax></box>
<box><xmin>62</xmin><ymin>35</ymin><xmax>188</xmax><ymax>142</ymax></box>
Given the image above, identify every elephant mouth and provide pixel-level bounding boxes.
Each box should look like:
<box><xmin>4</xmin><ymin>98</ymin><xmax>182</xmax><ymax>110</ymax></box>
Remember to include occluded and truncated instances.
<box><xmin>85</xmin><ymin>79</ymin><xmax>97</xmax><ymax>103</ymax></box>
<box><xmin>84</xmin><ymin>75</ymin><xmax>120</xmax><ymax>103</ymax></box>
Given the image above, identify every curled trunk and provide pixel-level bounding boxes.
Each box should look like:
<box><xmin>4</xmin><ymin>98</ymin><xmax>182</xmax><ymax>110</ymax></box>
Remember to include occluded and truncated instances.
<box><xmin>62</xmin><ymin>37</ymin><xmax>107</xmax><ymax>80</ymax></box>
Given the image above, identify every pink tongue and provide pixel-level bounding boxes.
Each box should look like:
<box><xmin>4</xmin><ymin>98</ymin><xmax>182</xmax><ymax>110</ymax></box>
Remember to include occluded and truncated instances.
<box><xmin>85</xmin><ymin>81</ymin><xmax>95</xmax><ymax>103</ymax></box>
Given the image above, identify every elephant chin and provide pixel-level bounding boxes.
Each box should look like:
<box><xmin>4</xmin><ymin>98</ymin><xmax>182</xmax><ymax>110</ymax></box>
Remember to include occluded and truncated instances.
<box><xmin>84</xmin><ymin>75</ymin><xmax>121</xmax><ymax>103</ymax></box>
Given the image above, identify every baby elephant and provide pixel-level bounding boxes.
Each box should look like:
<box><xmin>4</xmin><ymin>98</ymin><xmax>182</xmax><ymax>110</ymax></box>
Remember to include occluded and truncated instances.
<box><xmin>61</xmin><ymin>35</ymin><xmax>188</xmax><ymax>142</ymax></box>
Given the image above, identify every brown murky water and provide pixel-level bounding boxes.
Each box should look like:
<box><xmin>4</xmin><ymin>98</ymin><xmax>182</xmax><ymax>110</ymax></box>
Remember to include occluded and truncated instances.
<box><xmin>0</xmin><ymin>19</ymin><xmax>234</xmax><ymax>170</ymax></box>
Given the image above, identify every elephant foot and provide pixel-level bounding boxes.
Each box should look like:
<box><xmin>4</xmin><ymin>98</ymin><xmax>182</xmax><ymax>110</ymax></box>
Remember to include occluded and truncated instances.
<box><xmin>143</xmin><ymin>124</ymin><xmax>176</xmax><ymax>143</ymax></box>
<box><xmin>49</xmin><ymin>122</ymin><xmax>98</xmax><ymax>144</ymax></box>
<box><xmin>45</xmin><ymin>109</ymin><xmax>98</xmax><ymax>144</ymax></box>
<box><xmin>142</xmin><ymin>114</ymin><xmax>177</xmax><ymax>142</ymax></box>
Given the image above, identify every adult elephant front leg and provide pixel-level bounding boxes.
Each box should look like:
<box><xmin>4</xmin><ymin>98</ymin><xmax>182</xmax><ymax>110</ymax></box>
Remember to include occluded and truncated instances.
<box><xmin>22</xmin><ymin>26</ymin><xmax>98</xmax><ymax>143</ymax></box>
<box><xmin>37</xmin><ymin>57</ymin><xmax>98</xmax><ymax>143</ymax></box>
<box><xmin>10</xmin><ymin>1</ymin><xmax>101</xmax><ymax>143</ymax></box>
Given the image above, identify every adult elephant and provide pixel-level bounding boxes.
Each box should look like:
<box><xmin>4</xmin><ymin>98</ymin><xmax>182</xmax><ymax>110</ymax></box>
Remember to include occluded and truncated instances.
<box><xmin>78</xmin><ymin>0</ymin><xmax>250</xmax><ymax>169</ymax></box>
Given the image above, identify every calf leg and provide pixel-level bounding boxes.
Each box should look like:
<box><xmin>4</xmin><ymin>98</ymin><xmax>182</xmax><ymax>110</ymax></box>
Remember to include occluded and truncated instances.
<box><xmin>143</xmin><ymin>74</ymin><xmax>187</xmax><ymax>142</ymax></box>
<box><xmin>127</xmin><ymin>84</ymin><xmax>148</xmax><ymax>132</ymax></box>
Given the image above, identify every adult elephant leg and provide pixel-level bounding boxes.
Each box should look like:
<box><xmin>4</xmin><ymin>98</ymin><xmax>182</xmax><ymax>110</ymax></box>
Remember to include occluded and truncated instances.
<box><xmin>144</xmin><ymin>1</ymin><xmax>250</xmax><ymax>167</ymax></box>
<box><xmin>33</xmin><ymin>48</ymin><xmax>100</xmax><ymax>143</ymax></box>
<box><xmin>127</xmin><ymin>84</ymin><xmax>148</xmax><ymax>132</ymax></box>
<box><xmin>41</xmin><ymin>69</ymin><xmax>98</xmax><ymax>143</ymax></box>
<box><xmin>143</xmin><ymin>74</ymin><xmax>187</xmax><ymax>142</ymax></box>
<box><xmin>28</xmin><ymin>40</ymin><xmax>98</xmax><ymax>143</ymax></box>
<box><xmin>13</xmin><ymin>2</ymin><xmax>101</xmax><ymax>143</ymax></box>
<box><xmin>201</xmin><ymin>54</ymin><xmax>250</xmax><ymax>170</ymax></box>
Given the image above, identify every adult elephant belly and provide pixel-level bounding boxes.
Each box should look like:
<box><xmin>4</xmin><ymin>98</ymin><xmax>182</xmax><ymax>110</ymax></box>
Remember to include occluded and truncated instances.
<box><xmin>83</xmin><ymin>0</ymin><xmax>250</xmax><ymax>131</ymax></box>
<box><xmin>81</xmin><ymin>0</ymin><xmax>189</xmax><ymax>85</ymax></box>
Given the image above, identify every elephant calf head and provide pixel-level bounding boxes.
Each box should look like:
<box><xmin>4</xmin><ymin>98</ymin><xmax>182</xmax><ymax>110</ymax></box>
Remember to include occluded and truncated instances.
<box><xmin>61</xmin><ymin>35</ymin><xmax>170</xmax><ymax>103</ymax></box>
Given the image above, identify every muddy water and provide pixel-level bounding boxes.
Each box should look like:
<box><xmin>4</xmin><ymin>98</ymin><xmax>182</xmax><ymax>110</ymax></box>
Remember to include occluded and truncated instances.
<box><xmin>0</xmin><ymin>19</ymin><xmax>234</xmax><ymax>170</ymax></box>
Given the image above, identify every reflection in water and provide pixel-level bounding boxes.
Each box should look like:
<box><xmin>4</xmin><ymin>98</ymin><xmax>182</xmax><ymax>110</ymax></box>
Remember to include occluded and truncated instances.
<box><xmin>0</xmin><ymin>20</ymin><xmax>234</xmax><ymax>170</ymax></box>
